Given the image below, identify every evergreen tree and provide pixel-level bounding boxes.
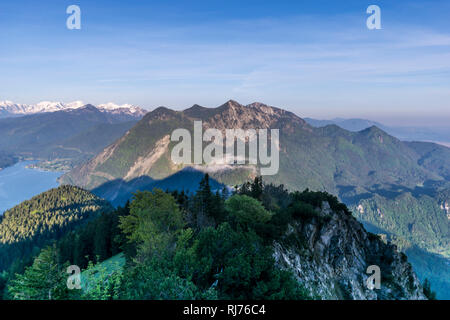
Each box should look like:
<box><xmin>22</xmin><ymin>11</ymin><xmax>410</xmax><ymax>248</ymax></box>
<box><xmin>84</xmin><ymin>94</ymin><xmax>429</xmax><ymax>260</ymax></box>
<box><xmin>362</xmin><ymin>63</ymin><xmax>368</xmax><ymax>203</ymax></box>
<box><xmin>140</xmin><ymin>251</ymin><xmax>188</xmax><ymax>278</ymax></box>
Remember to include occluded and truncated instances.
<box><xmin>250</xmin><ymin>176</ymin><xmax>263</xmax><ymax>200</ymax></box>
<box><xmin>190</xmin><ymin>174</ymin><xmax>215</xmax><ymax>228</ymax></box>
<box><xmin>422</xmin><ymin>278</ymin><xmax>437</xmax><ymax>300</ymax></box>
<box><xmin>8</xmin><ymin>245</ymin><xmax>70</xmax><ymax>300</ymax></box>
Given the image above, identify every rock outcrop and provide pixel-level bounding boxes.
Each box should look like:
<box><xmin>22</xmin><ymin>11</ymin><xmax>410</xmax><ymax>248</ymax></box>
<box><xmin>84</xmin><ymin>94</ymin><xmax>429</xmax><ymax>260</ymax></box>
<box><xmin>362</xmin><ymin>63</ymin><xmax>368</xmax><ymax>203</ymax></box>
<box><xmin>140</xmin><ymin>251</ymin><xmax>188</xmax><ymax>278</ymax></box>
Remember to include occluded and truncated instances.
<box><xmin>273</xmin><ymin>201</ymin><xmax>427</xmax><ymax>300</ymax></box>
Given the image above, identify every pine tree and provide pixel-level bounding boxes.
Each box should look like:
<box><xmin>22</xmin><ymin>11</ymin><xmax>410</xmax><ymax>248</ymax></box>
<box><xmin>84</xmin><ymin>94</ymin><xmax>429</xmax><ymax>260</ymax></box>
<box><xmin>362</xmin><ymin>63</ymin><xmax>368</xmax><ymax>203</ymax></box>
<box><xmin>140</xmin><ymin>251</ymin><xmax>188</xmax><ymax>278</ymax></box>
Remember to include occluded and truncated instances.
<box><xmin>250</xmin><ymin>176</ymin><xmax>263</xmax><ymax>200</ymax></box>
<box><xmin>191</xmin><ymin>174</ymin><xmax>215</xmax><ymax>228</ymax></box>
<box><xmin>8</xmin><ymin>245</ymin><xmax>69</xmax><ymax>300</ymax></box>
<box><xmin>422</xmin><ymin>278</ymin><xmax>436</xmax><ymax>300</ymax></box>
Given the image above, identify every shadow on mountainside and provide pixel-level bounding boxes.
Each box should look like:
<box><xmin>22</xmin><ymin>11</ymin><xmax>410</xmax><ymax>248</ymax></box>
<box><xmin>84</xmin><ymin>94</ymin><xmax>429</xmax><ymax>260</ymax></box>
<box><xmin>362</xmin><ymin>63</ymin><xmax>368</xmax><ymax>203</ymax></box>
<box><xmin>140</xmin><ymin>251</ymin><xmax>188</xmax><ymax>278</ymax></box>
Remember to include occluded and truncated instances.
<box><xmin>337</xmin><ymin>180</ymin><xmax>442</xmax><ymax>205</ymax></box>
<box><xmin>92</xmin><ymin>167</ymin><xmax>226</xmax><ymax>207</ymax></box>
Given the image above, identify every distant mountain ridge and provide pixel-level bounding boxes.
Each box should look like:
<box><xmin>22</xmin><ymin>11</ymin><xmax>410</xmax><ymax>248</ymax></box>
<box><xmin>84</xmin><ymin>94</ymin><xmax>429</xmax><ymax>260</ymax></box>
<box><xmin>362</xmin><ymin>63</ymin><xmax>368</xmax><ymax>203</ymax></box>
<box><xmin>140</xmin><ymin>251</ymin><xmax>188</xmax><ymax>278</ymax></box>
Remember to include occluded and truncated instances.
<box><xmin>304</xmin><ymin>117</ymin><xmax>450</xmax><ymax>146</ymax></box>
<box><xmin>304</xmin><ymin>118</ymin><xmax>384</xmax><ymax>132</ymax></box>
<box><xmin>0</xmin><ymin>105</ymin><xmax>141</xmax><ymax>168</ymax></box>
<box><xmin>0</xmin><ymin>100</ymin><xmax>147</xmax><ymax>118</ymax></box>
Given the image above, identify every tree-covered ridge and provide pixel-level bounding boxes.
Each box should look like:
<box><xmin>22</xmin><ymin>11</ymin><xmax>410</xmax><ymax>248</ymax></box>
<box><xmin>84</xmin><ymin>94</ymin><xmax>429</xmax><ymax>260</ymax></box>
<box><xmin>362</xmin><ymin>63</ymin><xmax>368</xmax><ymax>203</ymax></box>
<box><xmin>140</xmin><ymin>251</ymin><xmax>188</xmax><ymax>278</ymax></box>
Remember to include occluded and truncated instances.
<box><xmin>0</xmin><ymin>185</ymin><xmax>111</xmax><ymax>244</ymax></box>
<box><xmin>115</xmin><ymin>177</ymin><xmax>309</xmax><ymax>300</ymax></box>
<box><xmin>352</xmin><ymin>191</ymin><xmax>450</xmax><ymax>256</ymax></box>
<box><xmin>351</xmin><ymin>189</ymin><xmax>450</xmax><ymax>299</ymax></box>
<box><xmin>3</xmin><ymin>176</ymin><xmax>430</xmax><ymax>300</ymax></box>
<box><xmin>0</xmin><ymin>185</ymin><xmax>112</xmax><ymax>272</ymax></box>
<box><xmin>3</xmin><ymin>176</ymin><xmax>310</xmax><ymax>300</ymax></box>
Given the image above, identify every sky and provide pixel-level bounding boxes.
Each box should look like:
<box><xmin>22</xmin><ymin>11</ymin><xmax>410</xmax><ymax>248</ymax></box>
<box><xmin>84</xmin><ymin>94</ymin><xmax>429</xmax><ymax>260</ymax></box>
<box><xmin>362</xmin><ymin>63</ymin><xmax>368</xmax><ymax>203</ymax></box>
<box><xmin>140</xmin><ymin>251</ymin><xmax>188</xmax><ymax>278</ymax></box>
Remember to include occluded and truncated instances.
<box><xmin>0</xmin><ymin>0</ymin><xmax>449</xmax><ymax>126</ymax></box>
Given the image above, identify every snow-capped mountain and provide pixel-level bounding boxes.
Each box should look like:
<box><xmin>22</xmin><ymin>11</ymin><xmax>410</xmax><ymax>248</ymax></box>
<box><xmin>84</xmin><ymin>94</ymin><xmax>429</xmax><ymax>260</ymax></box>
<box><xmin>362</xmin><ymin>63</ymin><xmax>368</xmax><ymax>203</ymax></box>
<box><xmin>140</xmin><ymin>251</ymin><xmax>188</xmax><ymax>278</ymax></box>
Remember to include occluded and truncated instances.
<box><xmin>0</xmin><ymin>101</ymin><xmax>29</xmax><ymax>116</ymax></box>
<box><xmin>97</xmin><ymin>102</ymin><xmax>147</xmax><ymax>117</ymax></box>
<box><xmin>0</xmin><ymin>100</ymin><xmax>147</xmax><ymax>118</ymax></box>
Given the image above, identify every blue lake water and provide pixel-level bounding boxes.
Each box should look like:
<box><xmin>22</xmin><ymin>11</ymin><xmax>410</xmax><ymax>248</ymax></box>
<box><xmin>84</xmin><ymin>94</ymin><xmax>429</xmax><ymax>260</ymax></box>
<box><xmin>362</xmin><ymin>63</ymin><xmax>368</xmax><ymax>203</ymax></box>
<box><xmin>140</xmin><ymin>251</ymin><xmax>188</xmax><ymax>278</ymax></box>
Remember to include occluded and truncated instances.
<box><xmin>0</xmin><ymin>161</ymin><xmax>63</xmax><ymax>215</ymax></box>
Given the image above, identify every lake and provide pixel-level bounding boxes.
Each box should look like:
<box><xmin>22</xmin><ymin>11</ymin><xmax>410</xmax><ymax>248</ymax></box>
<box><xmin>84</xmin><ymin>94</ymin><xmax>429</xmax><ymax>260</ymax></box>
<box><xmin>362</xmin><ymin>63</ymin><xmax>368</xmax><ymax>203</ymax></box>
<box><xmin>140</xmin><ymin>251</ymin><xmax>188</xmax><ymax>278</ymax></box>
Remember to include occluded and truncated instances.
<box><xmin>0</xmin><ymin>161</ymin><xmax>63</xmax><ymax>215</ymax></box>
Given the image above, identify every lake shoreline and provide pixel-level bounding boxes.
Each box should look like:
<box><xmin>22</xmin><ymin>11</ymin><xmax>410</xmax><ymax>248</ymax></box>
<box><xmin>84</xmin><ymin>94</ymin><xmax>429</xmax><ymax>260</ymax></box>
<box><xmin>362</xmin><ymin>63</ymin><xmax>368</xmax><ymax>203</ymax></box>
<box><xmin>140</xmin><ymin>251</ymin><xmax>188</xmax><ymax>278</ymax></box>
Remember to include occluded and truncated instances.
<box><xmin>0</xmin><ymin>161</ymin><xmax>64</xmax><ymax>215</ymax></box>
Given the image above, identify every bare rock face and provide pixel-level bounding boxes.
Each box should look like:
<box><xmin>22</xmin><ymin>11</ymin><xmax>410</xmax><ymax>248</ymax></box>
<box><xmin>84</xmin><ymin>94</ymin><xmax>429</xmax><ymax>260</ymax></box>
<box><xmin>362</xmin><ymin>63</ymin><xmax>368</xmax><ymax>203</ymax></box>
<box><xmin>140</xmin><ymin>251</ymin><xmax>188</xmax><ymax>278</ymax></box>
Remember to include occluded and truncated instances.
<box><xmin>273</xmin><ymin>201</ymin><xmax>427</xmax><ymax>300</ymax></box>
<box><xmin>203</xmin><ymin>100</ymin><xmax>308</xmax><ymax>131</ymax></box>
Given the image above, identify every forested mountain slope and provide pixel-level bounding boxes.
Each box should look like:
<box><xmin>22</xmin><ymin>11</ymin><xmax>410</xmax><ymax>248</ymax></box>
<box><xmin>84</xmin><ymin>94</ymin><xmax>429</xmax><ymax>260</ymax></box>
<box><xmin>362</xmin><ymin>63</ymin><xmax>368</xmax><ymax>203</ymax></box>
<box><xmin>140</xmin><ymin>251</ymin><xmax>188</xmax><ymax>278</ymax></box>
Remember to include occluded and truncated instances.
<box><xmin>3</xmin><ymin>177</ymin><xmax>429</xmax><ymax>300</ymax></box>
<box><xmin>0</xmin><ymin>185</ymin><xmax>112</xmax><ymax>272</ymax></box>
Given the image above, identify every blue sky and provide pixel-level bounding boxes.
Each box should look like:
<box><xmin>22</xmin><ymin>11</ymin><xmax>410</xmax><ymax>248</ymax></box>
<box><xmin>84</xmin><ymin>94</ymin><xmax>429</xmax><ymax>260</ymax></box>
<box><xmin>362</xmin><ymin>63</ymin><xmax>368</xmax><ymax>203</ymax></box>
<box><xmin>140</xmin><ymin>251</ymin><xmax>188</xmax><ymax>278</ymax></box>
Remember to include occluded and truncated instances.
<box><xmin>0</xmin><ymin>0</ymin><xmax>449</xmax><ymax>126</ymax></box>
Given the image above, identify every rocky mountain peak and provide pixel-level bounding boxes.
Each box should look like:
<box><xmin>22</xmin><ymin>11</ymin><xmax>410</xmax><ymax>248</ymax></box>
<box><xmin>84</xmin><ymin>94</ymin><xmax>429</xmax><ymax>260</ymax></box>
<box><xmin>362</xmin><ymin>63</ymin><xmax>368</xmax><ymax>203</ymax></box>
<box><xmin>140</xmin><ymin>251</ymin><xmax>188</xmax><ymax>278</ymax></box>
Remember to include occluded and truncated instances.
<box><xmin>222</xmin><ymin>99</ymin><xmax>242</xmax><ymax>108</ymax></box>
<box><xmin>200</xmin><ymin>100</ymin><xmax>307</xmax><ymax>131</ymax></box>
<box><xmin>145</xmin><ymin>100</ymin><xmax>309</xmax><ymax>130</ymax></box>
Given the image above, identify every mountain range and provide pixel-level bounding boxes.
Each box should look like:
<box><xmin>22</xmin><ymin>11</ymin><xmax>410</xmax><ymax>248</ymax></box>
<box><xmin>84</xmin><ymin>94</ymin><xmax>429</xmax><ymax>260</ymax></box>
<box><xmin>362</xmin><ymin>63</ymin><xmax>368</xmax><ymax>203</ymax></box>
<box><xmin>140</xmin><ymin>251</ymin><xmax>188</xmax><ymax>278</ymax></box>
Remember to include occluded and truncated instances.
<box><xmin>61</xmin><ymin>100</ymin><xmax>450</xmax><ymax>298</ymax></box>
<box><xmin>0</xmin><ymin>104</ymin><xmax>146</xmax><ymax>168</ymax></box>
<box><xmin>0</xmin><ymin>100</ymin><xmax>147</xmax><ymax>118</ymax></box>
<box><xmin>304</xmin><ymin>117</ymin><xmax>450</xmax><ymax>147</ymax></box>
<box><xmin>63</xmin><ymin>100</ymin><xmax>450</xmax><ymax>202</ymax></box>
